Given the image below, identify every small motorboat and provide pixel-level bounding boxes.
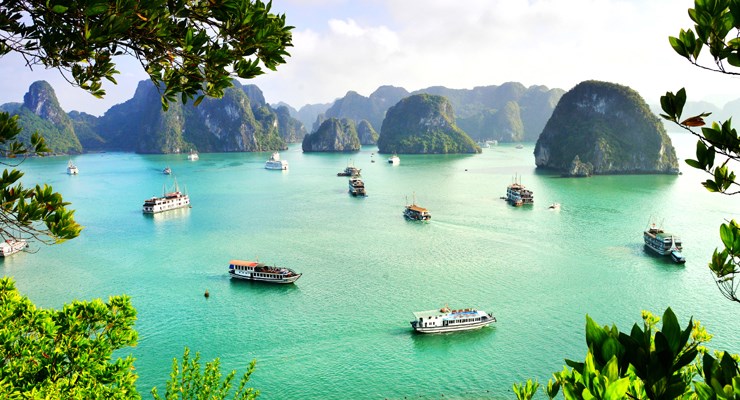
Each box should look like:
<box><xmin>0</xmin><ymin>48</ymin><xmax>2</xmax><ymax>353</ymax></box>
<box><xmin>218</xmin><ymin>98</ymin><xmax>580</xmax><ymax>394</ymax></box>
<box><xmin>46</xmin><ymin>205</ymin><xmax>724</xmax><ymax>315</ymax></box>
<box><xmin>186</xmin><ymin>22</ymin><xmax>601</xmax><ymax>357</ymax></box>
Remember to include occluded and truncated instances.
<box><xmin>670</xmin><ymin>249</ymin><xmax>686</xmax><ymax>264</ymax></box>
<box><xmin>548</xmin><ymin>203</ymin><xmax>561</xmax><ymax>210</ymax></box>
<box><xmin>163</xmin><ymin>167</ymin><xmax>172</xmax><ymax>175</ymax></box>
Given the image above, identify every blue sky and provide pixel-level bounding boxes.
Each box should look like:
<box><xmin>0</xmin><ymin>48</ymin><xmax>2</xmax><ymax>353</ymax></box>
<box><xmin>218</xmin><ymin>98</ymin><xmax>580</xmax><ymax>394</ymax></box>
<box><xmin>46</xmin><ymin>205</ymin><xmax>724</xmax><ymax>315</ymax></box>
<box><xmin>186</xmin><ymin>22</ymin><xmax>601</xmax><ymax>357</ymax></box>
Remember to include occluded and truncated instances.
<box><xmin>0</xmin><ymin>0</ymin><xmax>734</xmax><ymax>116</ymax></box>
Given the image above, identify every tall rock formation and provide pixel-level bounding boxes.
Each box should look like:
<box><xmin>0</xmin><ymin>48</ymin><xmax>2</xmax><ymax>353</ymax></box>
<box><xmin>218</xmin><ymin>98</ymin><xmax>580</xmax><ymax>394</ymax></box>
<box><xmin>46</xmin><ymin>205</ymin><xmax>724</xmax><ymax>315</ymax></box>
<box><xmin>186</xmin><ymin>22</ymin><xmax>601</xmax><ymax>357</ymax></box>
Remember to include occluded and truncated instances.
<box><xmin>302</xmin><ymin>118</ymin><xmax>360</xmax><ymax>152</ymax></box>
<box><xmin>322</xmin><ymin>85</ymin><xmax>409</xmax><ymax>132</ymax></box>
<box><xmin>534</xmin><ymin>80</ymin><xmax>679</xmax><ymax>175</ymax></box>
<box><xmin>95</xmin><ymin>80</ymin><xmax>291</xmax><ymax>153</ymax></box>
<box><xmin>357</xmin><ymin>120</ymin><xmax>378</xmax><ymax>145</ymax></box>
<box><xmin>13</xmin><ymin>81</ymin><xmax>82</xmax><ymax>153</ymax></box>
<box><xmin>378</xmin><ymin>94</ymin><xmax>481</xmax><ymax>154</ymax></box>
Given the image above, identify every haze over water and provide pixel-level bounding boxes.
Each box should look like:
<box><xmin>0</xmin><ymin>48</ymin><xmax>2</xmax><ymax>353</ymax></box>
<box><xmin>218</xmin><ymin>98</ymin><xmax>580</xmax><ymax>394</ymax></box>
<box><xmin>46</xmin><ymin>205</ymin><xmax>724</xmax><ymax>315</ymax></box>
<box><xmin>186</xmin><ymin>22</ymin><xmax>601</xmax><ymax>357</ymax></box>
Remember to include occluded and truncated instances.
<box><xmin>3</xmin><ymin>133</ymin><xmax>739</xmax><ymax>399</ymax></box>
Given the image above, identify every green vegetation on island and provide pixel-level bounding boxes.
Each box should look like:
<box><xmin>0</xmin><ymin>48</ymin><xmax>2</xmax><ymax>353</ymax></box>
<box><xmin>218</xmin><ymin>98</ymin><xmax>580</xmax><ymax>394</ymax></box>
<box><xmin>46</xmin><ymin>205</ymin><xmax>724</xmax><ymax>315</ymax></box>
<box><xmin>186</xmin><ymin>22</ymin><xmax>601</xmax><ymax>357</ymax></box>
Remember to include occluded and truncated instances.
<box><xmin>378</xmin><ymin>94</ymin><xmax>481</xmax><ymax>154</ymax></box>
<box><xmin>534</xmin><ymin>80</ymin><xmax>679</xmax><ymax>176</ymax></box>
<box><xmin>302</xmin><ymin>117</ymin><xmax>361</xmax><ymax>152</ymax></box>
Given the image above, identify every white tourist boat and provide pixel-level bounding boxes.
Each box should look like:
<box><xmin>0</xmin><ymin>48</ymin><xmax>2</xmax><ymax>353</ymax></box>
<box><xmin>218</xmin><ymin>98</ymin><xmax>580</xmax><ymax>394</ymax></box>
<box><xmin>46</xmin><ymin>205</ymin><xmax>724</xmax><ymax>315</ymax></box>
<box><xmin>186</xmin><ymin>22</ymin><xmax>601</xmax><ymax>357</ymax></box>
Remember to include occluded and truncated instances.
<box><xmin>142</xmin><ymin>180</ymin><xmax>190</xmax><ymax>214</ymax></box>
<box><xmin>228</xmin><ymin>259</ymin><xmax>302</xmax><ymax>283</ymax></box>
<box><xmin>388</xmin><ymin>154</ymin><xmax>400</xmax><ymax>165</ymax></box>
<box><xmin>506</xmin><ymin>179</ymin><xmax>533</xmax><ymax>206</ymax></box>
<box><xmin>644</xmin><ymin>221</ymin><xmax>685</xmax><ymax>263</ymax></box>
<box><xmin>187</xmin><ymin>150</ymin><xmax>199</xmax><ymax>161</ymax></box>
<box><xmin>410</xmin><ymin>306</ymin><xmax>496</xmax><ymax>333</ymax></box>
<box><xmin>265</xmin><ymin>152</ymin><xmax>288</xmax><ymax>170</ymax></box>
<box><xmin>0</xmin><ymin>239</ymin><xmax>28</xmax><ymax>257</ymax></box>
<box><xmin>66</xmin><ymin>160</ymin><xmax>79</xmax><ymax>175</ymax></box>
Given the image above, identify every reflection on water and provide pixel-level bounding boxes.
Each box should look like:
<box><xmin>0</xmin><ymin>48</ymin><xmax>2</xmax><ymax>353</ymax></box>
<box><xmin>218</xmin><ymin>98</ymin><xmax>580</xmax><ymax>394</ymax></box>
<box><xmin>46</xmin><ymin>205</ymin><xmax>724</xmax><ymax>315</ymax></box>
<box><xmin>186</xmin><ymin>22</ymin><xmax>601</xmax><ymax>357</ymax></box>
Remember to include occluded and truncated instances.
<box><xmin>410</xmin><ymin>325</ymin><xmax>496</xmax><ymax>350</ymax></box>
<box><xmin>143</xmin><ymin>206</ymin><xmax>191</xmax><ymax>222</ymax></box>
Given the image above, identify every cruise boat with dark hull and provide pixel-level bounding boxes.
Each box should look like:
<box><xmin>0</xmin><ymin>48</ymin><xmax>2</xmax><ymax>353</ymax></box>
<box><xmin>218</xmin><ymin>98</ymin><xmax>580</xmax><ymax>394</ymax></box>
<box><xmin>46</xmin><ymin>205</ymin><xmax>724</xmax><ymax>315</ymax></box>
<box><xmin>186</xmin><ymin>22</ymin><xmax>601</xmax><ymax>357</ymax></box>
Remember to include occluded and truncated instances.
<box><xmin>228</xmin><ymin>260</ymin><xmax>302</xmax><ymax>283</ymax></box>
<box><xmin>403</xmin><ymin>195</ymin><xmax>430</xmax><ymax>221</ymax></box>
<box><xmin>348</xmin><ymin>176</ymin><xmax>367</xmax><ymax>197</ymax></box>
<box><xmin>644</xmin><ymin>222</ymin><xmax>685</xmax><ymax>263</ymax></box>
<box><xmin>410</xmin><ymin>306</ymin><xmax>496</xmax><ymax>333</ymax></box>
<box><xmin>506</xmin><ymin>181</ymin><xmax>533</xmax><ymax>206</ymax></box>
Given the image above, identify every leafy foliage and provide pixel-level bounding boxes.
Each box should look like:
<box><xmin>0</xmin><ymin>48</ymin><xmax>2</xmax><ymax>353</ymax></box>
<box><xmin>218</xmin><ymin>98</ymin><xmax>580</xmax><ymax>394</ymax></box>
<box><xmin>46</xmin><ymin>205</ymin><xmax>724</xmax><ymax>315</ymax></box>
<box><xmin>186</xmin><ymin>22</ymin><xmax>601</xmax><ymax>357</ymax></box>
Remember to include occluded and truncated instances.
<box><xmin>151</xmin><ymin>348</ymin><xmax>259</xmax><ymax>400</ymax></box>
<box><xmin>0</xmin><ymin>0</ymin><xmax>293</xmax><ymax>109</ymax></box>
<box><xmin>662</xmin><ymin>0</ymin><xmax>740</xmax><ymax>303</ymax></box>
<box><xmin>0</xmin><ymin>277</ymin><xmax>138</xmax><ymax>399</ymax></box>
<box><xmin>528</xmin><ymin>308</ymin><xmax>739</xmax><ymax>400</ymax></box>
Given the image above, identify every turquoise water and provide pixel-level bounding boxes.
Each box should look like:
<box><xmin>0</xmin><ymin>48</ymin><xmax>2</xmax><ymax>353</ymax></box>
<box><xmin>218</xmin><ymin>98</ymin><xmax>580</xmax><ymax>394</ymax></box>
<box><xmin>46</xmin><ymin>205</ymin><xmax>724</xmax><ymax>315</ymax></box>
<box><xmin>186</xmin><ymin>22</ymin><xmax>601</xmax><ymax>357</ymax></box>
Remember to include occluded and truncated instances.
<box><xmin>3</xmin><ymin>133</ymin><xmax>739</xmax><ymax>399</ymax></box>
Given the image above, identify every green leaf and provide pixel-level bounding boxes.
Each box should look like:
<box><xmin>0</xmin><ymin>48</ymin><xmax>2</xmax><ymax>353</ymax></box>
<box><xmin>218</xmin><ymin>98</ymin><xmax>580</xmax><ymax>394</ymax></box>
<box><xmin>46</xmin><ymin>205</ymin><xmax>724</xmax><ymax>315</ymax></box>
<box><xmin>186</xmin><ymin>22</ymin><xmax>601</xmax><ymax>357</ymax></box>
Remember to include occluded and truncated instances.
<box><xmin>661</xmin><ymin>307</ymin><xmax>681</xmax><ymax>355</ymax></box>
<box><xmin>51</xmin><ymin>5</ymin><xmax>68</xmax><ymax>13</ymax></box>
<box><xmin>720</xmin><ymin>223</ymin><xmax>734</xmax><ymax>250</ymax></box>
<box><xmin>685</xmin><ymin>159</ymin><xmax>703</xmax><ymax>169</ymax></box>
<box><xmin>604</xmin><ymin>377</ymin><xmax>630</xmax><ymax>400</ymax></box>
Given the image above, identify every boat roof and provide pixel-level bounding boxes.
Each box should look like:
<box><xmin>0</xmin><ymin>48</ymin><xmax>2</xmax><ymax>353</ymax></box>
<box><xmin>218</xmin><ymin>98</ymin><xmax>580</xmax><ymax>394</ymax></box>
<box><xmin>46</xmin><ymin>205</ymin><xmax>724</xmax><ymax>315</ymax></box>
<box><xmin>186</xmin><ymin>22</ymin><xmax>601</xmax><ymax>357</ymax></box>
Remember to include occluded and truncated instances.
<box><xmin>230</xmin><ymin>260</ymin><xmax>262</xmax><ymax>267</ymax></box>
<box><xmin>407</xmin><ymin>205</ymin><xmax>428</xmax><ymax>212</ymax></box>
<box><xmin>412</xmin><ymin>308</ymin><xmax>482</xmax><ymax>319</ymax></box>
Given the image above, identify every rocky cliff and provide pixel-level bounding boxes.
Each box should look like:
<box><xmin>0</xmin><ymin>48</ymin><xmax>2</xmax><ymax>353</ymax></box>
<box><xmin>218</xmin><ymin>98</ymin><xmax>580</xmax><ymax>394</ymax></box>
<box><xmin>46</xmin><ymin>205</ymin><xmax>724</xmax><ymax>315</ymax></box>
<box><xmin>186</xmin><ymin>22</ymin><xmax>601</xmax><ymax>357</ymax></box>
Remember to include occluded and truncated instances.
<box><xmin>534</xmin><ymin>80</ymin><xmax>679</xmax><ymax>175</ymax></box>
<box><xmin>11</xmin><ymin>81</ymin><xmax>82</xmax><ymax>153</ymax></box>
<box><xmin>93</xmin><ymin>80</ymin><xmax>293</xmax><ymax>153</ymax></box>
<box><xmin>378</xmin><ymin>94</ymin><xmax>481</xmax><ymax>154</ymax></box>
<box><xmin>357</xmin><ymin>120</ymin><xmax>378</xmax><ymax>145</ymax></box>
<box><xmin>302</xmin><ymin>118</ymin><xmax>360</xmax><ymax>152</ymax></box>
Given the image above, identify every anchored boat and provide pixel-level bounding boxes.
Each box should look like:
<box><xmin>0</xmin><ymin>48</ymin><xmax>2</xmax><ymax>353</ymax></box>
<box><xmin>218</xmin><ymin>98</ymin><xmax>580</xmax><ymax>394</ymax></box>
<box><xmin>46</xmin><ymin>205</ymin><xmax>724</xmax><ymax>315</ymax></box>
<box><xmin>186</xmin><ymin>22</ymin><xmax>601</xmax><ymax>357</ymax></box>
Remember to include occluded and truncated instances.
<box><xmin>348</xmin><ymin>176</ymin><xmax>367</xmax><ymax>197</ymax></box>
<box><xmin>0</xmin><ymin>239</ymin><xmax>28</xmax><ymax>257</ymax></box>
<box><xmin>265</xmin><ymin>152</ymin><xmax>288</xmax><ymax>170</ymax></box>
<box><xmin>644</xmin><ymin>221</ymin><xmax>685</xmax><ymax>263</ymax></box>
<box><xmin>410</xmin><ymin>306</ymin><xmax>496</xmax><ymax>333</ymax></box>
<box><xmin>506</xmin><ymin>177</ymin><xmax>533</xmax><ymax>207</ymax></box>
<box><xmin>142</xmin><ymin>180</ymin><xmax>190</xmax><ymax>214</ymax></box>
<box><xmin>228</xmin><ymin>259</ymin><xmax>302</xmax><ymax>284</ymax></box>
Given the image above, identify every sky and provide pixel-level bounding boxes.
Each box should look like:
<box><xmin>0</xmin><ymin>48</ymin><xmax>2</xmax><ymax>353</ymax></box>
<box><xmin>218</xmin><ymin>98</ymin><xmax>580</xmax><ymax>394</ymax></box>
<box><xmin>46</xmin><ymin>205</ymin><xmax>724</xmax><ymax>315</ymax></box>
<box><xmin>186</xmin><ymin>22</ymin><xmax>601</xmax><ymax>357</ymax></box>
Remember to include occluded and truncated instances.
<box><xmin>0</xmin><ymin>0</ymin><xmax>737</xmax><ymax>116</ymax></box>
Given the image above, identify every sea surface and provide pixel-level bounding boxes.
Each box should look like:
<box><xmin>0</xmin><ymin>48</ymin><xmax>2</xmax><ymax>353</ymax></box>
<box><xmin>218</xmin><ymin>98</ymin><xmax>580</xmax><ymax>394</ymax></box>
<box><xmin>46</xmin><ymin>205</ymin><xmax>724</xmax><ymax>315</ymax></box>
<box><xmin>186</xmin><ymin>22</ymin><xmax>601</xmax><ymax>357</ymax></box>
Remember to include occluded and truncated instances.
<box><xmin>3</xmin><ymin>133</ymin><xmax>739</xmax><ymax>399</ymax></box>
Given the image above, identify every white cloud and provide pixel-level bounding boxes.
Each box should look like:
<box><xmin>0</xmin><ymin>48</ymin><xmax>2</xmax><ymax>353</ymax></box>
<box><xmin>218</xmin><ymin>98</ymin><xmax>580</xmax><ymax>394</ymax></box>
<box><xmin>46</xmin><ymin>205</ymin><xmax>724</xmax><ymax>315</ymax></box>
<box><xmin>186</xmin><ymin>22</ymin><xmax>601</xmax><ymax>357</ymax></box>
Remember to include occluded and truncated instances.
<box><xmin>1</xmin><ymin>0</ymin><xmax>732</xmax><ymax>114</ymax></box>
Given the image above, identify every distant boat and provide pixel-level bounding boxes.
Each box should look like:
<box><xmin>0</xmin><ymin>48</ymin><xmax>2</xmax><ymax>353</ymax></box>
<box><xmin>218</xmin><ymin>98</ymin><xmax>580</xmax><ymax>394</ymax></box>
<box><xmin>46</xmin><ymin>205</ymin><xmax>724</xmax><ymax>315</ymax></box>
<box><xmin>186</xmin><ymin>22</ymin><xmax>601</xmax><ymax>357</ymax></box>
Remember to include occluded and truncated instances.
<box><xmin>187</xmin><ymin>150</ymin><xmax>199</xmax><ymax>161</ymax></box>
<box><xmin>348</xmin><ymin>176</ymin><xmax>367</xmax><ymax>197</ymax></box>
<box><xmin>515</xmin><ymin>144</ymin><xmax>524</xmax><ymax>149</ymax></box>
<box><xmin>228</xmin><ymin>259</ymin><xmax>302</xmax><ymax>284</ymax></box>
<box><xmin>404</xmin><ymin>194</ymin><xmax>431</xmax><ymax>221</ymax></box>
<box><xmin>265</xmin><ymin>152</ymin><xmax>288</xmax><ymax>170</ymax></box>
<box><xmin>548</xmin><ymin>203</ymin><xmax>561</xmax><ymax>210</ymax></box>
<box><xmin>0</xmin><ymin>239</ymin><xmax>28</xmax><ymax>257</ymax></box>
<box><xmin>410</xmin><ymin>305</ymin><xmax>496</xmax><ymax>333</ymax></box>
<box><xmin>142</xmin><ymin>179</ymin><xmax>190</xmax><ymax>214</ymax></box>
<box><xmin>66</xmin><ymin>160</ymin><xmax>79</xmax><ymax>175</ymax></box>
<box><xmin>644</xmin><ymin>220</ymin><xmax>685</xmax><ymax>263</ymax></box>
<box><xmin>163</xmin><ymin>167</ymin><xmax>172</xmax><ymax>175</ymax></box>
<box><xmin>337</xmin><ymin>161</ymin><xmax>361</xmax><ymax>177</ymax></box>
<box><xmin>388</xmin><ymin>154</ymin><xmax>400</xmax><ymax>165</ymax></box>
<box><xmin>506</xmin><ymin>176</ymin><xmax>533</xmax><ymax>206</ymax></box>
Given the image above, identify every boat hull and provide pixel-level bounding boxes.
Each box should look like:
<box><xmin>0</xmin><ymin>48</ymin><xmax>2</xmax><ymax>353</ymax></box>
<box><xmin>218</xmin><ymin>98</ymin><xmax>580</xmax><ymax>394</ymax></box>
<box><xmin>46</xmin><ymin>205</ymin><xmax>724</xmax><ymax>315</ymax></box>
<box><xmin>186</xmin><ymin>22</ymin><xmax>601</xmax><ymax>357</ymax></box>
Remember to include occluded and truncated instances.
<box><xmin>229</xmin><ymin>270</ymin><xmax>301</xmax><ymax>284</ymax></box>
<box><xmin>410</xmin><ymin>318</ymin><xmax>495</xmax><ymax>334</ymax></box>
